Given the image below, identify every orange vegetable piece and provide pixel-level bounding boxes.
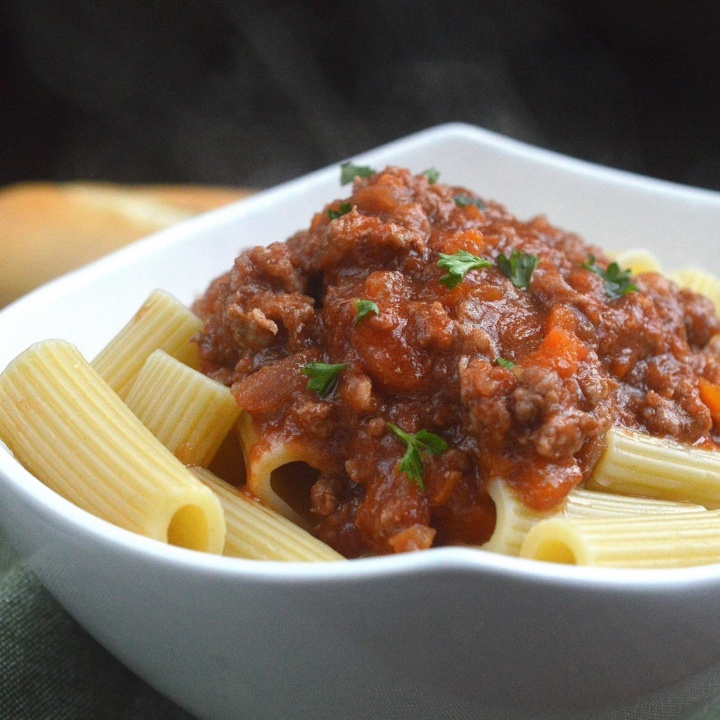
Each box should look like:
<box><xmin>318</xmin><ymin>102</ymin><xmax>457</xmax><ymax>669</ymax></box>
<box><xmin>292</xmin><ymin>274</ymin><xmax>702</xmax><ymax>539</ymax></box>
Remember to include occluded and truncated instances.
<box><xmin>524</xmin><ymin>326</ymin><xmax>588</xmax><ymax>379</ymax></box>
<box><xmin>699</xmin><ymin>378</ymin><xmax>720</xmax><ymax>426</ymax></box>
<box><xmin>546</xmin><ymin>304</ymin><xmax>577</xmax><ymax>333</ymax></box>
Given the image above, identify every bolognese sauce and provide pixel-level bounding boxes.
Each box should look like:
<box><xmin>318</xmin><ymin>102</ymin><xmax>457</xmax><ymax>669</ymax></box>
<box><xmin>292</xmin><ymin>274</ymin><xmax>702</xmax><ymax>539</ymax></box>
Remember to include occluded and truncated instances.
<box><xmin>193</xmin><ymin>166</ymin><xmax>720</xmax><ymax>557</ymax></box>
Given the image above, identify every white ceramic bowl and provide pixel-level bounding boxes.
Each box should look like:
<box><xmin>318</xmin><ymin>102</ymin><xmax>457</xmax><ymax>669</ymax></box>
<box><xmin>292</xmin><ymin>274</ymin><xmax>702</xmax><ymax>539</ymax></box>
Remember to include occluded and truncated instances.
<box><xmin>2</xmin><ymin>124</ymin><xmax>720</xmax><ymax>720</ymax></box>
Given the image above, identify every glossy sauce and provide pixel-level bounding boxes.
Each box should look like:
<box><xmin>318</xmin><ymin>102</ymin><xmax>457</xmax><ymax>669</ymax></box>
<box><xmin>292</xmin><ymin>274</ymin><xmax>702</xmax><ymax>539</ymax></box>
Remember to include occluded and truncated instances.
<box><xmin>194</xmin><ymin>167</ymin><xmax>720</xmax><ymax>557</ymax></box>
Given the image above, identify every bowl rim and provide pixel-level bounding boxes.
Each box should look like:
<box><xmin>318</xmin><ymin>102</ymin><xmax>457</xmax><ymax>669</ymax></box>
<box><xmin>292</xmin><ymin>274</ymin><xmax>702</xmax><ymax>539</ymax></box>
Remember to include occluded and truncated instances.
<box><xmin>2</xmin><ymin>121</ymin><xmax>720</xmax><ymax>592</ymax></box>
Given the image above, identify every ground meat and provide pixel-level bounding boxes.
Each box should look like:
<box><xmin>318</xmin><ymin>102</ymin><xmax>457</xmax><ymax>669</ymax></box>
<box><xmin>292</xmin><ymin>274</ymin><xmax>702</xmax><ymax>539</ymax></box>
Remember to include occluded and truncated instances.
<box><xmin>679</xmin><ymin>289</ymin><xmax>720</xmax><ymax>347</ymax></box>
<box><xmin>193</xmin><ymin>242</ymin><xmax>317</xmax><ymax>382</ymax></box>
<box><xmin>460</xmin><ymin>357</ymin><xmax>515</xmax><ymax>449</ymax></box>
<box><xmin>194</xmin><ymin>166</ymin><xmax>720</xmax><ymax>556</ymax></box>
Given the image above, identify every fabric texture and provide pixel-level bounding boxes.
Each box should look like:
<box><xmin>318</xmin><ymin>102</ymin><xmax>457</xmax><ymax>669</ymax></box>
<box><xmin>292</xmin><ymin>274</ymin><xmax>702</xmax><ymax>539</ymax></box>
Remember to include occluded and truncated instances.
<box><xmin>0</xmin><ymin>532</ymin><xmax>195</xmax><ymax>720</ymax></box>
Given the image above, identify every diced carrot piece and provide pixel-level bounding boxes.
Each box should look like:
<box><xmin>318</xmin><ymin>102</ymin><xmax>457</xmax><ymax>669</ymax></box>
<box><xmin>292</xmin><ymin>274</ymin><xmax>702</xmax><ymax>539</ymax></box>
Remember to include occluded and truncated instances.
<box><xmin>440</xmin><ymin>229</ymin><xmax>486</xmax><ymax>256</ymax></box>
<box><xmin>546</xmin><ymin>304</ymin><xmax>577</xmax><ymax>333</ymax></box>
<box><xmin>525</xmin><ymin>326</ymin><xmax>588</xmax><ymax>378</ymax></box>
<box><xmin>699</xmin><ymin>378</ymin><xmax>720</xmax><ymax>426</ymax></box>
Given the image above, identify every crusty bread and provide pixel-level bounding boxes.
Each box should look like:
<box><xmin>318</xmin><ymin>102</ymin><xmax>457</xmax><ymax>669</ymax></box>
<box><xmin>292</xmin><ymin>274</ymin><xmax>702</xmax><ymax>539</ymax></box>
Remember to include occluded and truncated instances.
<box><xmin>0</xmin><ymin>182</ymin><xmax>250</xmax><ymax>307</ymax></box>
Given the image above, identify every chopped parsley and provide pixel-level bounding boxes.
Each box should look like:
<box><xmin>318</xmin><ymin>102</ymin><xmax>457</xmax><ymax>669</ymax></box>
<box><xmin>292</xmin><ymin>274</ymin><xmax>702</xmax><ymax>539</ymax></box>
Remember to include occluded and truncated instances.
<box><xmin>496</xmin><ymin>357</ymin><xmax>516</xmax><ymax>370</ymax></box>
<box><xmin>387</xmin><ymin>423</ymin><xmax>448</xmax><ymax>490</ymax></box>
<box><xmin>327</xmin><ymin>202</ymin><xmax>352</xmax><ymax>220</ymax></box>
<box><xmin>340</xmin><ymin>162</ymin><xmax>376</xmax><ymax>185</ymax></box>
<box><xmin>301</xmin><ymin>362</ymin><xmax>348</xmax><ymax>397</ymax></box>
<box><xmin>437</xmin><ymin>250</ymin><xmax>493</xmax><ymax>289</ymax></box>
<box><xmin>354</xmin><ymin>299</ymin><xmax>380</xmax><ymax>324</ymax></box>
<box><xmin>422</xmin><ymin>167</ymin><xmax>440</xmax><ymax>184</ymax></box>
<box><xmin>454</xmin><ymin>194</ymin><xmax>486</xmax><ymax>210</ymax></box>
<box><xmin>582</xmin><ymin>254</ymin><xmax>638</xmax><ymax>300</ymax></box>
<box><xmin>497</xmin><ymin>250</ymin><xmax>540</xmax><ymax>289</ymax></box>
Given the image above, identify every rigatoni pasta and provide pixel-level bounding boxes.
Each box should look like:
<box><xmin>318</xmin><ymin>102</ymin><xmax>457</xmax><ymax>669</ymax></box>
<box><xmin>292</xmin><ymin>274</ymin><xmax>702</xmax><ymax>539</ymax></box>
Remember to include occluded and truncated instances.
<box><xmin>520</xmin><ymin>511</ymin><xmax>720</xmax><ymax>568</ymax></box>
<box><xmin>0</xmin><ymin>339</ymin><xmax>225</xmax><ymax>553</ymax></box>
<box><xmin>236</xmin><ymin>411</ymin><xmax>320</xmax><ymax>531</ymax></box>
<box><xmin>92</xmin><ymin>288</ymin><xmax>202</xmax><ymax>399</ymax></box>
<box><xmin>191</xmin><ymin>467</ymin><xmax>343</xmax><ymax>562</ymax></box>
<box><xmin>482</xmin><ymin>478</ymin><xmax>705</xmax><ymax>558</ymax></box>
<box><xmin>481</xmin><ymin>479</ymin><xmax>559</xmax><ymax>556</ymax></box>
<box><xmin>607</xmin><ymin>248</ymin><xmax>662</xmax><ymax>275</ymax></box>
<box><xmin>125</xmin><ymin>349</ymin><xmax>241</xmax><ymax>467</ymax></box>
<box><xmin>587</xmin><ymin>426</ymin><xmax>720</xmax><ymax>509</ymax></box>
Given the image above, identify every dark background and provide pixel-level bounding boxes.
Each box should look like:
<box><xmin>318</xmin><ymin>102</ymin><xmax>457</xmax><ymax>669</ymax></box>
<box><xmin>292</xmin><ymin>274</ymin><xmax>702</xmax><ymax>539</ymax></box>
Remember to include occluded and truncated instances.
<box><xmin>1</xmin><ymin>0</ymin><xmax>719</xmax><ymax>191</ymax></box>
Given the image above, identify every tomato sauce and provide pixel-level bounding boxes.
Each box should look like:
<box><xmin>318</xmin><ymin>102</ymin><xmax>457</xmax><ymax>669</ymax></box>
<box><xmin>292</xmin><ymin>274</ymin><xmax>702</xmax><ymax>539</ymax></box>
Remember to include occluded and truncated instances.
<box><xmin>194</xmin><ymin>167</ymin><xmax>720</xmax><ymax>556</ymax></box>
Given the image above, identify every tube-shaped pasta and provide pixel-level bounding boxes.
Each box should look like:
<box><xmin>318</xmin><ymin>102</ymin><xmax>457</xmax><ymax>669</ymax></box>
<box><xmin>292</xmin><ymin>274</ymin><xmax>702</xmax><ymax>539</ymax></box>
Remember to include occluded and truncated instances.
<box><xmin>0</xmin><ymin>339</ymin><xmax>225</xmax><ymax>553</ymax></box>
<box><xmin>520</xmin><ymin>511</ymin><xmax>720</xmax><ymax>568</ymax></box>
<box><xmin>125</xmin><ymin>349</ymin><xmax>241</xmax><ymax>467</ymax></box>
<box><xmin>564</xmin><ymin>488</ymin><xmax>705</xmax><ymax>518</ymax></box>
<box><xmin>237</xmin><ymin>412</ymin><xmax>321</xmax><ymax>530</ymax></box>
<box><xmin>587</xmin><ymin>426</ymin><xmax>720</xmax><ymax>508</ymax></box>
<box><xmin>667</xmin><ymin>268</ymin><xmax>720</xmax><ymax>314</ymax></box>
<box><xmin>92</xmin><ymin>289</ymin><xmax>202</xmax><ymax>399</ymax></box>
<box><xmin>608</xmin><ymin>248</ymin><xmax>662</xmax><ymax>275</ymax></box>
<box><xmin>481</xmin><ymin>479</ymin><xmax>561</xmax><ymax>556</ymax></box>
<box><xmin>191</xmin><ymin>467</ymin><xmax>343</xmax><ymax>562</ymax></box>
<box><xmin>482</xmin><ymin>480</ymin><xmax>704</xmax><ymax>557</ymax></box>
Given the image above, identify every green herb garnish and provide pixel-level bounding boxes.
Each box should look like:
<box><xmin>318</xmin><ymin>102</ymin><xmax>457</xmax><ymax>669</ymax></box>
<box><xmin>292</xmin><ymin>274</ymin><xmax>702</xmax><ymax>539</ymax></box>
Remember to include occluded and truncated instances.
<box><xmin>327</xmin><ymin>202</ymin><xmax>352</xmax><ymax>220</ymax></box>
<box><xmin>387</xmin><ymin>423</ymin><xmax>448</xmax><ymax>490</ymax></box>
<box><xmin>422</xmin><ymin>167</ymin><xmax>440</xmax><ymax>184</ymax></box>
<box><xmin>496</xmin><ymin>357</ymin><xmax>516</xmax><ymax>370</ymax></box>
<box><xmin>340</xmin><ymin>162</ymin><xmax>376</xmax><ymax>185</ymax></box>
<box><xmin>301</xmin><ymin>362</ymin><xmax>348</xmax><ymax>397</ymax></box>
<box><xmin>354</xmin><ymin>299</ymin><xmax>380</xmax><ymax>324</ymax></box>
<box><xmin>454</xmin><ymin>194</ymin><xmax>486</xmax><ymax>210</ymax></box>
<box><xmin>497</xmin><ymin>250</ymin><xmax>540</xmax><ymax>289</ymax></box>
<box><xmin>437</xmin><ymin>250</ymin><xmax>493</xmax><ymax>289</ymax></box>
<box><xmin>582</xmin><ymin>254</ymin><xmax>638</xmax><ymax>300</ymax></box>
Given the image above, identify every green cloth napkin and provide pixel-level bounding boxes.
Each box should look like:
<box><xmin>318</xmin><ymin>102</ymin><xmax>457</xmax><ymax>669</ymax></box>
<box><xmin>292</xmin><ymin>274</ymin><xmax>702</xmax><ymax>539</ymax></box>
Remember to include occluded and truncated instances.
<box><xmin>0</xmin><ymin>532</ymin><xmax>195</xmax><ymax>720</ymax></box>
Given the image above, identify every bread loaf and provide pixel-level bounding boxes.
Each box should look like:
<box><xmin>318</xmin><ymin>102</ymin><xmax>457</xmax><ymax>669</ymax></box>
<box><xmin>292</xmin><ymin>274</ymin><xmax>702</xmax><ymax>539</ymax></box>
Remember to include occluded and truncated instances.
<box><xmin>0</xmin><ymin>183</ymin><xmax>250</xmax><ymax>307</ymax></box>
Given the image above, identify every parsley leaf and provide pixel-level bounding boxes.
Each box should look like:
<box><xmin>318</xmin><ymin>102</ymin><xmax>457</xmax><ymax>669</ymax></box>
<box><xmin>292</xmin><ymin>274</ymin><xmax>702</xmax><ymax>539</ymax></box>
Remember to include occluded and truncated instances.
<box><xmin>327</xmin><ymin>202</ymin><xmax>352</xmax><ymax>220</ymax></box>
<box><xmin>387</xmin><ymin>423</ymin><xmax>448</xmax><ymax>490</ymax></box>
<box><xmin>496</xmin><ymin>357</ymin><xmax>516</xmax><ymax>370</ymax></box>
<box><xmin>497</xmin><ymin>250</ymin><xmax>540</xmax><ymax>289</ymax></box>
<box><xmin>354</xmin><ymin>299</ymin><xmax>379</xmax><ymax>324</ymax></box>
<box><xmin>454</xmin><ymin>194</ymin><xmax>486</xmax><ymax>210</ymax></box>
<box><xmin>437</xmin><ymin>250</ymin><xmax>493</xmax><ymax>289</ymax></box>
<box><xmin>582</xmin><ymin>254</ymin><xmax>638</xmax><ymax>300</ymax></box>
<box><xmin>301</xmin><ymin>362</ymin><xmax>348</xmax><ymax>397</ymax></box>
<box><xmin>422</xmin><ymin>167</ymin><xmax>440</xmax><ymax>184</ymax></box>
<box><xmin>340</xmin><ymin>162</ymin><xmax>376</xmax><ymax>185</ymax></box>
